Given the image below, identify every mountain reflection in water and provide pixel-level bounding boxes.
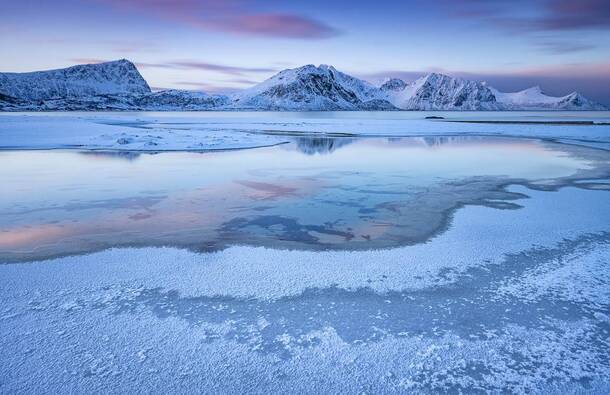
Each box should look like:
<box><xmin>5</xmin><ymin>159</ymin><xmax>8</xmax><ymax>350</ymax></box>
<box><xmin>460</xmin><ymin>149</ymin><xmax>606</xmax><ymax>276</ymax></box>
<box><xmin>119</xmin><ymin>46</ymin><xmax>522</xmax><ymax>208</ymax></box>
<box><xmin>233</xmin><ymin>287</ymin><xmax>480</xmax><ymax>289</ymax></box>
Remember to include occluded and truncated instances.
<box><xmin>1</xmin><ymin>136</ymin><xmax>607</xmax><ymax>262</ymax></box>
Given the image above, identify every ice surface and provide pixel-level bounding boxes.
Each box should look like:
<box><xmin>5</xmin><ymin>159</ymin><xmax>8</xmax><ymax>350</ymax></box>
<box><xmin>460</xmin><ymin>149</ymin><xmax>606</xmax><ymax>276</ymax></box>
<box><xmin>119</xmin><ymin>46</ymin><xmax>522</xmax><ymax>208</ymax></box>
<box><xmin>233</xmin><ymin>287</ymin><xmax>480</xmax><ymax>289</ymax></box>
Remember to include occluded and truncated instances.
<box><xmin>0</xmin><ymin>113</ymin><xmax>288</xmax><ymax>151</ymax></box>
<box><xmin>1</xmin><ymin>186</ymin><xmax>609</xmax><ymax>393</ymax></box>
<box><xmin>3</xmin><ymin>186</ymin><xmax>607</xmax><ymax>298</ymax></box>
<box><xmin>2</xmin><ymin>111</ymin><xmax>610</xmax><ymax>151</ymax></box>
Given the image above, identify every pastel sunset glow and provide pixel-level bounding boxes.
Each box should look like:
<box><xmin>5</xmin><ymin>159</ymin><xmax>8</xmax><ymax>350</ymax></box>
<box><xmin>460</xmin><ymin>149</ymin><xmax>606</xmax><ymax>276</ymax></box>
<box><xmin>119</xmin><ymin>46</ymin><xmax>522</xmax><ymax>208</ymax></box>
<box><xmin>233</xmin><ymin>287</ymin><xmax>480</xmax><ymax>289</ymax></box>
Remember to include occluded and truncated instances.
<box><xmin>2</xmin><ymin>0</ymin><xmax>609</xmax><ymax>103</ymax></box>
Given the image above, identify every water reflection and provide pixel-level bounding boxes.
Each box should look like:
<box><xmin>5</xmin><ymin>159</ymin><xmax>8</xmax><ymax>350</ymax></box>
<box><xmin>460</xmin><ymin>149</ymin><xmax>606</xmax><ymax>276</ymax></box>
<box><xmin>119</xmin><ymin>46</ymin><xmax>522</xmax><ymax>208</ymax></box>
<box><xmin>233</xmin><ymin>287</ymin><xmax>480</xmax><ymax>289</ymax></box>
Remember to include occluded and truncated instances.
<box><xmin>79</xmin><ymin>151</ymin><xmax>143</xmax><ymax>161</ymax></box>
<box><xmin>0</xmin><ymin>136</ymin><xmax>607</xmax><ymax>262</ymax></box>
<box><xmin>294</xmin><ymin>137</ymin><xmax>354</xmax><ymax>155</ymax></box>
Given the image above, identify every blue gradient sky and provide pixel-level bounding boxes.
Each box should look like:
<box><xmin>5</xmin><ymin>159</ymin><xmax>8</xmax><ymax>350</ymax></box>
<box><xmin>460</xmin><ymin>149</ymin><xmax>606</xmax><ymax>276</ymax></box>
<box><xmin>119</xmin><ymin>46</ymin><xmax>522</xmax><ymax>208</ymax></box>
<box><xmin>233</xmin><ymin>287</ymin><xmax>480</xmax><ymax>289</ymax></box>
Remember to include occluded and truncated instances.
<box><xmin>2</xmin><ymin>0</ymin><xmax>610</xmax><ymax>103</ymax></box>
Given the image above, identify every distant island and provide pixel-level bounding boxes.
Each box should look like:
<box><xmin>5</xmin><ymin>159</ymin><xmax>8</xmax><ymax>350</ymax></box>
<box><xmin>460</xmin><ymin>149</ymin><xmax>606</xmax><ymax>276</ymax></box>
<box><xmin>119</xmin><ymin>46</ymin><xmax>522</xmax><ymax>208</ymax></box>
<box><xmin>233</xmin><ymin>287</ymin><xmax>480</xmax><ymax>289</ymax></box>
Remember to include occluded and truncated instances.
<box><xmin>0</xmin><ymin>59</ymin><xmax>606</xmax><ymax>111</ymax></box>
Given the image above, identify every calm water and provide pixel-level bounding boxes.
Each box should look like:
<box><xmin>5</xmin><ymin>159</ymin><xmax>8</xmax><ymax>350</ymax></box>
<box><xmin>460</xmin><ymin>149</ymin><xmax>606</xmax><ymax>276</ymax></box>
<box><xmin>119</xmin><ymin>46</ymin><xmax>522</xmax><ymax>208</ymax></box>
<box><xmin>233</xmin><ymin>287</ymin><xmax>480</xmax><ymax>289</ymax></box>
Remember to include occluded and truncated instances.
<box><xmin>1</xmin><ymin>135</ymin><xmax>609</xmax><ymax>261</ymax></box>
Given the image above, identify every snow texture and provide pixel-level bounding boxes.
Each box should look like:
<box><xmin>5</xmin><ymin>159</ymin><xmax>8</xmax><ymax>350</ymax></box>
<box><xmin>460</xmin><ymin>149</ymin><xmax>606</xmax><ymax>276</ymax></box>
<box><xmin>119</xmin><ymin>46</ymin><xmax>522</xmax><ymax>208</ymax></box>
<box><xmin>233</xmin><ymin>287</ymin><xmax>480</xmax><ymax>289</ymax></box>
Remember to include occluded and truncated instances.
<box><xmin>1</xmin><ymin>187</ymin><xmax>609</xmax><ymax>393</ymax></box>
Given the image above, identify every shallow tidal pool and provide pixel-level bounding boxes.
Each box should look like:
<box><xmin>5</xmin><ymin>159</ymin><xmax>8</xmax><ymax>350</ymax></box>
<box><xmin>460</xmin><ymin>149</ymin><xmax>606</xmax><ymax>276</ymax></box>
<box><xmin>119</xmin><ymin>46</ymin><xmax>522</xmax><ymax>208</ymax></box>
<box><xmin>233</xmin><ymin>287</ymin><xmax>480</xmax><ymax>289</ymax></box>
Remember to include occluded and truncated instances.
<box><xmin>1</xmin><ymin>135</ymin><xmax>608</xmax><ymax>262</ymax></box>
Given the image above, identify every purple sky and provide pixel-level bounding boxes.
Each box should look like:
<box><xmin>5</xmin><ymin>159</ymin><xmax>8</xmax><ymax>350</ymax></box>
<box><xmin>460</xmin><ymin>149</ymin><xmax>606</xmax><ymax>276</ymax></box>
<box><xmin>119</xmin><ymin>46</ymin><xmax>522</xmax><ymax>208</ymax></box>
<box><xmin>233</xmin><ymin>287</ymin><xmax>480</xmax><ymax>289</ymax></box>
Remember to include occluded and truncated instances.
<box><xmin>2</xmin><ymin>0</ymin><xmax>610</xmax><ymax>103</ymax></box>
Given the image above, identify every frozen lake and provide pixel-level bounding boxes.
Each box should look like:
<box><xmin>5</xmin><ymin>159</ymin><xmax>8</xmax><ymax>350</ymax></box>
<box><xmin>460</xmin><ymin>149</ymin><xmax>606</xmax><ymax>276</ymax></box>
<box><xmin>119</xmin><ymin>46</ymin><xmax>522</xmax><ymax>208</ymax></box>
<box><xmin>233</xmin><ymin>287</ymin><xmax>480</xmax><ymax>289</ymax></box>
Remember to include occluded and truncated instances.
<box><xmin>1</xmin><ymin>112</ymin><xmax>609</xmax><ymax>393</ymax></box>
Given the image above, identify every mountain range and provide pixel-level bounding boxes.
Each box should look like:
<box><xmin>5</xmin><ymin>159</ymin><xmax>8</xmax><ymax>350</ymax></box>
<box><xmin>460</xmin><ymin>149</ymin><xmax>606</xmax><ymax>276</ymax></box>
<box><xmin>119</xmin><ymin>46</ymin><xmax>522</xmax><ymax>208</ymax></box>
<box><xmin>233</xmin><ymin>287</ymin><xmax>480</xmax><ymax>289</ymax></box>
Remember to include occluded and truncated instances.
<box><xmin>0</xmin><ymin>59</ymin><xmax>606</xmax><ymax>111</ymax></box>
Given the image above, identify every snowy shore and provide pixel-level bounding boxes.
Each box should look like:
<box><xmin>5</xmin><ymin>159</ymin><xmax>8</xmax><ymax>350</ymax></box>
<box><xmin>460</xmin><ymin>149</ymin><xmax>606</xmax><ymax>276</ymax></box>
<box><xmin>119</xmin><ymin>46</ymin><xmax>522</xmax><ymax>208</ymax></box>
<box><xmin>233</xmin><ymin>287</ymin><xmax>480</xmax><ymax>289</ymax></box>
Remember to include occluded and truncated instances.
<box><xmin>2</xmin><ymin>111</ymin><xmax>610</xmax><ymax>151</ymax></box>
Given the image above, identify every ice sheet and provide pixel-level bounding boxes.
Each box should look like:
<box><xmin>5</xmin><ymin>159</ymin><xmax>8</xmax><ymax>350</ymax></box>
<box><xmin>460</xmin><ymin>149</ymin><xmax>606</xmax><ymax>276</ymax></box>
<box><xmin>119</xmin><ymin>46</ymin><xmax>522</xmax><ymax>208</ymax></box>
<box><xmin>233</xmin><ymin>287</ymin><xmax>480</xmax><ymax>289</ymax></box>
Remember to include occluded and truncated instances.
<box><xmin>1</xmin><ymin>187</ymin><xmax>609</xmax><ymax>393</ymax></box>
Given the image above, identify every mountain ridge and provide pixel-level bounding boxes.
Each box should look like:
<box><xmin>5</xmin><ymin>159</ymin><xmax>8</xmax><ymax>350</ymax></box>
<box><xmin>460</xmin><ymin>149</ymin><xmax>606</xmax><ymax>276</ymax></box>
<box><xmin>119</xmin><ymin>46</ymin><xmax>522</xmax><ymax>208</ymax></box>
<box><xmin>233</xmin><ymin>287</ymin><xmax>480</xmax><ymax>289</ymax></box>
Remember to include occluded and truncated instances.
<box><xmin>0</xmin><ymin>60</ymin><xmax>606</xmax><ymax>111</ymax></box>
<box><xmin>229</xmin><ymin>64</ymin><xmax>395</xmax><ymax>110</ymax></box>
<box><xmin>0</xmin><ymin>59</ymin><xmax>151</xmax><ymax>102</ymax></box>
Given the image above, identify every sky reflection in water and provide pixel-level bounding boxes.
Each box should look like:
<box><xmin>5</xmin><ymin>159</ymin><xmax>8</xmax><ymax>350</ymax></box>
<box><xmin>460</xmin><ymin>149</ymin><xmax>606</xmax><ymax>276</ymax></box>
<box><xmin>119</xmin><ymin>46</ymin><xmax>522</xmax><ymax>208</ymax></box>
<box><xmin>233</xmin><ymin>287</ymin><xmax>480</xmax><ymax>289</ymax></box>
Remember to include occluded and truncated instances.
<box><xmin>0</xmin><ymin>136</ymin><xmax>602</xmax><ymax>261</ymax></box>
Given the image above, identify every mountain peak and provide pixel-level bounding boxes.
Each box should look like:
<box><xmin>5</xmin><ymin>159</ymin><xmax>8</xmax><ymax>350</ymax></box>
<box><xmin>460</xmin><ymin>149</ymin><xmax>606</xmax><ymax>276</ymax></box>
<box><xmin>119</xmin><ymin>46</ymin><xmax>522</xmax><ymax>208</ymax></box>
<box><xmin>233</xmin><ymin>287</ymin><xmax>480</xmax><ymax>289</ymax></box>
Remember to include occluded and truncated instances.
<box><xmin>294</xmin><ymin>64</ymin><xmax>317</xmax><ymax>72</ymax></box>
<box><xmin>421</xmin><ymin>72</ymin><xmax>450</xmax><ymax>81</ymax></box>
<box><xmin>558</xmin><ymin>91</ymin><xmax>601</xmax><ymax>109</ymax></box>
<box><xmin>380</xmin><ymin>78</ymin><xmax>408</xmax><ymax>91</ymax></box>
<box><xmin>0</xmin><ymin>58</ymin><xmax>150</xmax><ymax>102</ymax></box>
<box><xmin>318</xmin><ymin>64</ymin><xmax>334</xmax><ymax>69</ymax></box>
<box><xmin>291</xmin><ymin>64</ymin><xmax>338</xmax><ymax>75</ymax></box>
<box><xmin>230</xmin><ymin>63</ymin><xmax>392</xmax><ymax>110</ymax></box>
<box><xmin>523</xmin><ymin>85</ymin><xmax>543</xmax><ymax>94</ymax></box>
<box><xmin>397</xmin><ymin>72</ymin><xmax>499</xmax><ymax>110</ymax></box>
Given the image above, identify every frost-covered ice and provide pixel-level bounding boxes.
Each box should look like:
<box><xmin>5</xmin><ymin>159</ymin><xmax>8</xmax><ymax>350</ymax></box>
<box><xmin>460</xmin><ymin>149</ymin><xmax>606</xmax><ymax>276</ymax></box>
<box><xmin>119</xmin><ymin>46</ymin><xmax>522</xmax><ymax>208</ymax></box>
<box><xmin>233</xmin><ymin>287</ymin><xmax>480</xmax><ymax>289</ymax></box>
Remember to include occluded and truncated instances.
<box><xmin>2</xmin><ymin>187</ymin><xmax>609</xmax><ymax>299</ymax></box>
<box><xmin>1</xmin><ymin>186</ymin><xmax>609</xmax><ymax>393</ymax></box>
<box><xmin>1</xmin><ymin>111</ymin><xmax>610</xmax><ymax>151</ymax></box>
<box><xmin>0</xmin><ymin>113</ymin><xmax>288</xmax><ymax>151</ymax></box>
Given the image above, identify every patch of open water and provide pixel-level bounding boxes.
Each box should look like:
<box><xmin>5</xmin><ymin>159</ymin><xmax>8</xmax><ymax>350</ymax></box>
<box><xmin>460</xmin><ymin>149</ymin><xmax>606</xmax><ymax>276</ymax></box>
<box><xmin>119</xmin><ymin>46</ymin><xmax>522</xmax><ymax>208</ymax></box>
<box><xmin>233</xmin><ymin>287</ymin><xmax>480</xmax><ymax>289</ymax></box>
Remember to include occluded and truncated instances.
<box><xmin>1</xmin><ymin>135</ymin><xmax>609</xmax><ymax>262</ymax></box>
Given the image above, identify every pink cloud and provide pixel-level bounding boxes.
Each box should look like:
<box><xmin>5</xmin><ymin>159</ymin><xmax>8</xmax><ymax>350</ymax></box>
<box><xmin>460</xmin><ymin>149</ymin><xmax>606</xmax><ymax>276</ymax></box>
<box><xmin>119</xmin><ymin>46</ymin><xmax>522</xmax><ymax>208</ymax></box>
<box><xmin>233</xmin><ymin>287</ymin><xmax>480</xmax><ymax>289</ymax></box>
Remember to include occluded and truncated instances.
<box><xmin>166</xmin><ymin>61</ymin><xmax>277</xmax><ymax>75</ymax></box>
<box><xmin>97</xmin><ymin>0</ymin><xmax>339</xmax><ymax>39</ymax></box>
<box><xmin>209</xmin><ymin>14</ymin><xmax>339</xmax><ymax>38</ymax></box>
<box><xmin>69</xmin><ymin>58</ymin><xmax>106</xmax><ymax>64</ymax></box>
<box><xmin>542</xmin><ymin>0</ymin><xmax>610</xmax><ymax>30</ymax></box>
<box><xmin>445</xmin><ymin>0</ymin><xmax>610</xmax><ymax>32</ymax></box>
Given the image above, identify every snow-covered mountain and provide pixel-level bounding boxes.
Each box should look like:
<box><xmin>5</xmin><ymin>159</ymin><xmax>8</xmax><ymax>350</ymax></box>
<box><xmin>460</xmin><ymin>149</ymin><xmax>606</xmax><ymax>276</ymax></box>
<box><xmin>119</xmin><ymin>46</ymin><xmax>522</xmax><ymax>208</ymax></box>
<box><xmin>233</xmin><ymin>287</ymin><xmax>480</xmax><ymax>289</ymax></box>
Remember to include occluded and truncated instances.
<box><xmin>0</xmin><ymin>60</ymin><xmax>234</xmax><ymax>111</ymax></box>
<box><xmin>380</xmin><ymin>78</ymin><xmax>408</xmax><ymax>92</ymax></box>
<box><xmin>381</xmin><ymin>75</ymin><xmax>606</xmax><ymax>111</ymax></box>
<box><xmin>0</xmin><ymin>59</ymin><xmax>606</xmax><ymax>111</ymax></box>
<box><xmin>135</xmin><ymin>90</ymin><xmax>230</xmax><ymax>110</ymax></box>
<box><xmin>490</xmin><ymin>86</ymin><xmax>606</xmax><ymax>110</ymax></box>
<box><xmin>230</xmin><ymin>64</ymin><xmax>396</xmax><ymax>110</ymax></box>
<box><xmin>0</xmin><ymin>59</ymin><xmax>150</xmax><ymax>101</ymax></box>
<box><xmin>383</xmin><ymin>73</ymin><xmax>502</xmax><ymax>110</ymax></box>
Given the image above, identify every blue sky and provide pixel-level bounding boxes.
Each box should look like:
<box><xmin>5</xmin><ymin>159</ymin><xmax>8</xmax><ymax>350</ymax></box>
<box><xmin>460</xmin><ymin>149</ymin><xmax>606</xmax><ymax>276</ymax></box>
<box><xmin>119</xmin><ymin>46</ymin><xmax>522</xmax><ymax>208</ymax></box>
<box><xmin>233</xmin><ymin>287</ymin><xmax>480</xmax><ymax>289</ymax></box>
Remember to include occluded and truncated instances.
<box><xmin>2</xmin><ymin>0</ymin><xmax>610</xmax><ymax>103</ymax></box>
